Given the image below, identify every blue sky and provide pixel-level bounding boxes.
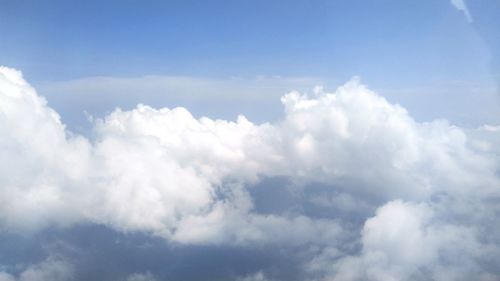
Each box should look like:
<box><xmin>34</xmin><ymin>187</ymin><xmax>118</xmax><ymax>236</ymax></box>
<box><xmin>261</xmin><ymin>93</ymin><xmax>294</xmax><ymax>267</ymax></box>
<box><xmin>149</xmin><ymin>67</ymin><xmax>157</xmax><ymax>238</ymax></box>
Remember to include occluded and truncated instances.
<box><xmin>1</xmin><ymin>0</ymin><xmax>499</xmax><ymax>128</ymax></box>
<box><xmin>1</xmin><ymin>0</ymin><xmax>497</xmax><ymax>79</ymax></box>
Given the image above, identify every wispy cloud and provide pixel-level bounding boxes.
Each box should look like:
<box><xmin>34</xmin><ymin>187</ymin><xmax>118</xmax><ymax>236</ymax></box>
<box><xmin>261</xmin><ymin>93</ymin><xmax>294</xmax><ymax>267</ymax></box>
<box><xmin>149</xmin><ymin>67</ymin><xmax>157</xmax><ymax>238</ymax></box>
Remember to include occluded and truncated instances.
<box><xmin>450</xmin><ymin>0</ymin><xmax>473</xmax><ymax>22</ymax></box>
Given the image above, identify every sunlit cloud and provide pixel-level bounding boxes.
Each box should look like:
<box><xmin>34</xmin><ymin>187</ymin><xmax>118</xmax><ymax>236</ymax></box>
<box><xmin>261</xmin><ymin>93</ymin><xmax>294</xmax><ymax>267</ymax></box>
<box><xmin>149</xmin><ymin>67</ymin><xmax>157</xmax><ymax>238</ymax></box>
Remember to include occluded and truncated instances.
<box><xmin>1</xmin><ymin>66</ymin><xmax>500</xmax><ymax>280</ymax></box>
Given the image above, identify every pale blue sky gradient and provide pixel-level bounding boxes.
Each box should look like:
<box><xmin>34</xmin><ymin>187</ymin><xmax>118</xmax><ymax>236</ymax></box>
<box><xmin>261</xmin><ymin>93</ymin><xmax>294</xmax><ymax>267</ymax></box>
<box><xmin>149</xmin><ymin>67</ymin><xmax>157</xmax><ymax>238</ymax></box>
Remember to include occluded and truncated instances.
<box><xmin>1</xmin><ymin>0</ymin><xmax>499</xmax><ymax>128</ymax></box>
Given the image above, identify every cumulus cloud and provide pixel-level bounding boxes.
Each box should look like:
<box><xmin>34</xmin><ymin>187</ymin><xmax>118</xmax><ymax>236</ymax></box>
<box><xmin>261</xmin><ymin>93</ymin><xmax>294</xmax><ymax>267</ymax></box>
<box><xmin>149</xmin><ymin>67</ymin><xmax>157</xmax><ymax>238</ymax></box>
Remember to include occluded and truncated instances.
<box><xmin>0</xmin><ymin>66</ymin><xmax>91</xmax><ymax>231</ymax></box>
<box><xmin>321</xmin><ymin>199</ymin><xmax>500</xmax><ymax>281</ymax></box>
<box><xmin>1</xmin><ymin>66</ymin><xmax>500</xmax><ymax>280</ymax></box>
<box><xmin>450</xmin><ymin>0</ymin><xmax>472</xmax><ymax>22</ymax></box>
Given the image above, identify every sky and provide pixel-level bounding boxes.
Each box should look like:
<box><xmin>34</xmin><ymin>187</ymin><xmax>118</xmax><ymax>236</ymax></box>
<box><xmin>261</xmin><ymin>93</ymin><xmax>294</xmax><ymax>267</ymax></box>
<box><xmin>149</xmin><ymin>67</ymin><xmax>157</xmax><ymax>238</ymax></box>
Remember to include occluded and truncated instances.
<box><xmin>1</xmin><ymin>0</ymin><xmax>500</xmax><ymax>128</ymax></box>
<box><xmin>1</xmin><ymin>1</ymin><xmax>500</xmax><ymax>281</ymax></box>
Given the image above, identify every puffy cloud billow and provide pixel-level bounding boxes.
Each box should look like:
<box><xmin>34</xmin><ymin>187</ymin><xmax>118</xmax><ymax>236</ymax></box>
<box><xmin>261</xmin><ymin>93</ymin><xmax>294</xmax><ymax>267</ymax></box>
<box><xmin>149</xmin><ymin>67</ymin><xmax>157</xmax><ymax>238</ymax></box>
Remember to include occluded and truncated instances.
<box><xmin>1</xmin><ymin>66</ymin><xmax>500</xmax><ymax>280</ymax></box>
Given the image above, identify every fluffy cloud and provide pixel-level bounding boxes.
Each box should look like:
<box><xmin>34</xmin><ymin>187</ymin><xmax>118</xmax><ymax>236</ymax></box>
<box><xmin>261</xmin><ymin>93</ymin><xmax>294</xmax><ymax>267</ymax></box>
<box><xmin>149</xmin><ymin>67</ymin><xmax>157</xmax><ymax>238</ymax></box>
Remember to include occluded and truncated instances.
<box><xmin>1</xmin><ymin>66</ymin><xmax>500</xmax><ymax>280</ymax></box>
<box><xmin>321</xmin><ymin>199</ymin><xmax>500</xmax><ymax>281</ymax></box>
<box><xmin>0</xmin><ymin>66</ymin><xmax>91</xmax><ymax>231</ymax></box>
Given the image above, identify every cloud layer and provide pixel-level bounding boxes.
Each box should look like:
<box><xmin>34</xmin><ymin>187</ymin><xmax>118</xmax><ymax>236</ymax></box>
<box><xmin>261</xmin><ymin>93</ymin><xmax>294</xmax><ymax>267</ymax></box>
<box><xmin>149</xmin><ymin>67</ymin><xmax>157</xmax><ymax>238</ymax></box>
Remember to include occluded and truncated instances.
<box><xmin>1</xmin><ymin>66</ymin><xmax>499</xmax><ymax>280</ymax></box>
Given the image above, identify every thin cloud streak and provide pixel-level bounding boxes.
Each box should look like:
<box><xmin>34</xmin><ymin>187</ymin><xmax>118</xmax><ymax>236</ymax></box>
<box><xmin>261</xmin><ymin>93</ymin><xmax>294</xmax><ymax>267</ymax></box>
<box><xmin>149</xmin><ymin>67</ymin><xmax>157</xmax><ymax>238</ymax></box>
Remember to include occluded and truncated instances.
<box><xmin>450</xmin><ymin>0</ymin><xmax>473</xmax><ymax>22</ymax></box>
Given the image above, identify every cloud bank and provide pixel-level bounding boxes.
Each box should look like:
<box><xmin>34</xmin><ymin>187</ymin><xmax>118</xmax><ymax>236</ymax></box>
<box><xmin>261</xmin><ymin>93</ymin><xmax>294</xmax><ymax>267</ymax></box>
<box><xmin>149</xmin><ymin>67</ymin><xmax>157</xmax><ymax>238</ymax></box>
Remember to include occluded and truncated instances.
<box><xmin>1</xmin><ymin>66</ymin><xmax>499</xmax><ymax>280</ymax></box>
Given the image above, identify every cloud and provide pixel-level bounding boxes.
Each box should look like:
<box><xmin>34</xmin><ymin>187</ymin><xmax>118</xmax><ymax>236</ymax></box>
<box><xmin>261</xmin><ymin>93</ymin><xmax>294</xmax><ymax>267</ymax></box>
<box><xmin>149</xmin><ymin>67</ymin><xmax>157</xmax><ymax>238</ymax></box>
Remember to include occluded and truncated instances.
<box><xmin>37</xmin><ymin>75</ymin><xmax>326</xmax><ymax>132</ymax></box>
<box><xmin>0</xmin><ymin>66</ymin><xmax>91</xmax><ymax>231</ymax></box>
<box><xmin>0</xmin><ymin>256</ymin><xmax>73</xmax><ymax>281</ymax></box>
<box><xmin>479</xmin><ymin>124</ymin><xmax>500</xmax><ymax>132</ymax></box>
<box><xmin>1</xmin><ymin>66</ymin><xmax>500</xmax><ymax>280</ymax></box>
<box><xmin>125</xmin><ymin>272</ymin><xmax>157</xmax><ymax>281</ymax></box>
<box><xmin>450</xmin><ymin>0</ymin><xmax>473</xmax><ymax>22</ymax></box>
<box><xmin>322</xmin><ymin>200</ymin><xmax>500</xmax><ymax>281</ymax></box>
<box><xmin>238</xmin><ymin>272</ymin><xmax>272</xmax><ymax>281</ymax></box>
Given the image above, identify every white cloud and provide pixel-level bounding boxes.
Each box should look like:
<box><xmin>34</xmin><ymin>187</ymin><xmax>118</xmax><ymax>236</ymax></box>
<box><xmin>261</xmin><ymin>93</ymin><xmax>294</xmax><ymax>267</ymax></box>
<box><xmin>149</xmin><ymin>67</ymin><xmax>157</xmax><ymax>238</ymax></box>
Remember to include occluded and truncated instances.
<box><xmin>237</xmin><ymin>271</ymin><xmax>272</xmax><ymax>281</ymax></box>
<box><xmin>0</xmin><ymin>256</ymin><xmax>73</xmax><ymax>281</ymax></box>
<box><xmin>0</xmin><ymin>273</ymin><xmax>15</xmax><ymax>281</ymax></box>
<box><xmin>0</xmin><ymin>66</ymin><xmax>341</xmax><ymax>245</ymax></box>
<box><xmin>125</xmin><ymin>272</ymin><xmax>158</xmax><ymax>281</ymax></box>
<box><xmin>0</xmin><ymin>66</ymin><xmax>91</xmax><ymax>232</ymax></box>
<box><xmin>311</xmin><ymin>199</ymin><xmax>500</xmax><ymax>281</ymax></box>
<box><xmin>279</xmin><ymin>80</ymin><xmax>498</xmax><ymax>199</ymax></box>
<box><xmin>479</xmin><ymin>124</ymin><xmax>500</xmax><ymax>132</ymax></box>
<box><xmin>450</xmin><ymin>0</ymin><xmax>473</xmax><ymax>22</ymax></box>
<box><xmin>1</xmin><ymin>66</ymin><xmax>500</xmax><ymax>279</ymax></box>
